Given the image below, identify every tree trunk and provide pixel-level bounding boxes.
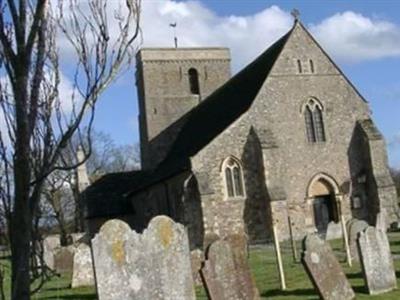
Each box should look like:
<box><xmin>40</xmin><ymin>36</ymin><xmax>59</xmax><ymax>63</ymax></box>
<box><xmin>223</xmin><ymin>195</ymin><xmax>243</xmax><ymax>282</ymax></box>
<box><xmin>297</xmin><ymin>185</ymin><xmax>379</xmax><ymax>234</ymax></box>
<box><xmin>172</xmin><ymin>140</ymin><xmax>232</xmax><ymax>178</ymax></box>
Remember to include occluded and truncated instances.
<box><xmin>10</xmin><ymin>71</ymin><xmax>32</xmax><ymax>299</ymax></box>
<box><xmin>10</xmin><ymin>157</ymin><xmax>32</xmax><ymax>299</ymax></box>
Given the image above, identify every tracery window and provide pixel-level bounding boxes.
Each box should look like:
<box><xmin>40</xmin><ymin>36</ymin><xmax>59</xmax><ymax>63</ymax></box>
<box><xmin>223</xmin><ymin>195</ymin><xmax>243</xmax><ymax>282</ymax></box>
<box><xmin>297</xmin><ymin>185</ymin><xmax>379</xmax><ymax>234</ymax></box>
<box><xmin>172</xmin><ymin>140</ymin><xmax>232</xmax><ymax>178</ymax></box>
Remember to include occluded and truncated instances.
<box><xmin>188</xmin><ymin>68</ymin><xmax>200</xmax><ymax>95</ymax></box>
<box><xmin>303</xmin><ymin>98</ymin><xmax>326</xmax><ymax>143</ymax></box>
<box><xmin>222</xmin><ymin>157</ymin><xmax>245</xmax><ymax>198</ymax></box>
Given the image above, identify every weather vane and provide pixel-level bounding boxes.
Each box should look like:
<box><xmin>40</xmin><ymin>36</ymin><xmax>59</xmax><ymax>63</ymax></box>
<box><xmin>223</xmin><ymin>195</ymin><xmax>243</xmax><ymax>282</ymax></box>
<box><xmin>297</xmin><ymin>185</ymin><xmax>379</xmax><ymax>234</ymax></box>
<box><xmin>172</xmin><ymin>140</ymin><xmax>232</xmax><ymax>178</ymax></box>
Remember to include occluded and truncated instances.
<box><xmin>169</xmin><ymin>22</ymin><xmax>178</xmax><ymax>48</ymax></box>
<box><xmin>291</xmin><ymin>9</ymin><xmax>300</xmax><ymax>22</ymax></box>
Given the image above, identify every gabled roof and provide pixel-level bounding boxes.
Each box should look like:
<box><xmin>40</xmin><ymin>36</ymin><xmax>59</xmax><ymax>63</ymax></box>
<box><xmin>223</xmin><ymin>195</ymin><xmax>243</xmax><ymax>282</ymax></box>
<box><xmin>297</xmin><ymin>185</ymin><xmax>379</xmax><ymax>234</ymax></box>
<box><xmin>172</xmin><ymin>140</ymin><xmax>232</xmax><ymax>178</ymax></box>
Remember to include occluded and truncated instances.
<box><xmin>160</xmin><ymin>28</ymin><xmax>292</xmax><ymax>164</ymax></box>
<box><xmin>83</xmin><ymin>170</ymin><xmax>144</xmax><ymax>219</ymax></box>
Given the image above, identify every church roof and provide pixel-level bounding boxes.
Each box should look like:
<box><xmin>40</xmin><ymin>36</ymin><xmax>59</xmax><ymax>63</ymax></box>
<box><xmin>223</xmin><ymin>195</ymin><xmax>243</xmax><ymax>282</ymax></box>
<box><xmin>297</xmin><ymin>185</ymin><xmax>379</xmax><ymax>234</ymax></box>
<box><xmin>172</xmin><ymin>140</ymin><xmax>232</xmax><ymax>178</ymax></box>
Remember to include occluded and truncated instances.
<box><xmin>162</xmin><ymin>30</ymin><xmax>291</xmax><ymax>164</ymax></box>
<box><xmin>84</xmin><ymin>24</ymin><xmax>294</xmax><ymax>218</ymax></box>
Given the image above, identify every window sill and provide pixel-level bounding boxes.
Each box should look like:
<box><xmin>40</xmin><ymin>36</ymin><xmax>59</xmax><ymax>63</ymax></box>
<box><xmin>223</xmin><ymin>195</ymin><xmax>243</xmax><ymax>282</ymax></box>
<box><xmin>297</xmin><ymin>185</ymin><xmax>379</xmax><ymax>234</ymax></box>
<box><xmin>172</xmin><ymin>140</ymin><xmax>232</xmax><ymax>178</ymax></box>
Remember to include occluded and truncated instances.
<box><xmin>224</xmin><ymin>196</ymin><xmax>246</xmax><ymax>201</ymax></box>
<box><xmin>307</xmin><ymin>141</ymin><xmax>327</xmax><ymax>146</ymax></box>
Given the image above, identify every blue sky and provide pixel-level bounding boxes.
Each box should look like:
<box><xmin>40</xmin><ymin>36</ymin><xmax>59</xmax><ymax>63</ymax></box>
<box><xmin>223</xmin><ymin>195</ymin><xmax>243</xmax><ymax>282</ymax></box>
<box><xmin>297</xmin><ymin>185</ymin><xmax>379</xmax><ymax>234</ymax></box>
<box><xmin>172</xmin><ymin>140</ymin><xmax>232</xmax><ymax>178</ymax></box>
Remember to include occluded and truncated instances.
<box><xmin>92</xmin><ymin>0</ymin><xmax>400</xmax><ymax>168</ymax></box>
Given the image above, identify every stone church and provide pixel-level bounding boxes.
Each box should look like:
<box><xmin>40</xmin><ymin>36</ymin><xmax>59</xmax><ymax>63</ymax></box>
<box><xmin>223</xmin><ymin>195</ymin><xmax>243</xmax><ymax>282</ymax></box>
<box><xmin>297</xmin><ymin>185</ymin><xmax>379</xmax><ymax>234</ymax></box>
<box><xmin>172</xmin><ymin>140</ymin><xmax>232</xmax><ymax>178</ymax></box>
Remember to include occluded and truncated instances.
<box><xmin>84</xmin><ymin>20</ymin><xmax>398</xmax><ymax>248</ymax></box>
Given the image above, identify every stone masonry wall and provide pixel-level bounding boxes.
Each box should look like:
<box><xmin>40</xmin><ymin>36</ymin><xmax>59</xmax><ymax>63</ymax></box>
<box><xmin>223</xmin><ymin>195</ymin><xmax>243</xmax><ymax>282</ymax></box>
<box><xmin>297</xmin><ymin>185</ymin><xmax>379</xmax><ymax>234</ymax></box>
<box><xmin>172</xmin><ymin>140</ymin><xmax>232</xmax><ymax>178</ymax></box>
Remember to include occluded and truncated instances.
<box><xmin>136</xmin><ymin>48</ymin><xmax>231</xmax><ymax>169</ymax></box>
<box><xmin>189</xmin><ymin>23</ymin><xmax>395</xmax><ymax>242</ymax></box>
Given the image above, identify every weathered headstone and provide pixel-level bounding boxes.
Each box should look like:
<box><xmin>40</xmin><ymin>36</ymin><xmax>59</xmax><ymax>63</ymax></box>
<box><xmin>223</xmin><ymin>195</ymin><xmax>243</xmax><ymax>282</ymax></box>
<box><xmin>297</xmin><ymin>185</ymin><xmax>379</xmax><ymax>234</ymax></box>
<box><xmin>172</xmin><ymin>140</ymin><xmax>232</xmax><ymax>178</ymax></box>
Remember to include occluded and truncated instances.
<box><xmin>43</xmin><ymin>235</ymin><xmax>60</xmax><ymax>270</ymax></box>
<box><xmin>53</xmin><ymin>245</ymin><xmax>75</xmax><ymax>273</ymax></box>
<box><xmin>71</xmin><ymin>243</ymin><xmax>95</xmax><ymax>288</ymax></box>
<box><xmin>203</xmin><ymin>232</ymin><xmax>220</xmax><ymax>249</ymax></box>
<box><xmin>301</xmin><ymin>234</ymin><xmax>355</xmax><ymax>300</ymax></box>
<box><xmin>357</xmin><ymin>226</ymin><xmax>397</xmax><ymax>295</ymax></box>
<box><xmin>201</xmin><ymin>237</ymin><xmax>260</xmax><ymax>300</ymax></box>
<box><xmin>92</xmin><ymin>216</ymin><xmax>195</xmax><ymax>300</ymax></box>
<box><xmin>325</xmin><ymin>221</ymin><xmax>342</xmax><ymax>240</ymax></box>
<box><xmin>348</xmin><ymin>219</ymin><xmax>368</xmax><ymax>261</ymax></box>
<box><xmin>375</xmin><ymin>209</ymin><xmax>388</xmax><ymax>232</ymax></box>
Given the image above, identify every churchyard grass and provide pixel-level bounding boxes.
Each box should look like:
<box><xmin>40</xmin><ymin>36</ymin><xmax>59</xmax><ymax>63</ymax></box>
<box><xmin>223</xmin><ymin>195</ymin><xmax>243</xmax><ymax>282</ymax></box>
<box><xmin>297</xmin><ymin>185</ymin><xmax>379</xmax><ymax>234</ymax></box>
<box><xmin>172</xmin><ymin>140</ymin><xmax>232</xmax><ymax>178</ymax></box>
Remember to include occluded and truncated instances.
<box><xmin>1</xmin><ymin>232</ymin><xmax>400</xmax><ymax>299</ymax></box>
<box><xmin>197</xmin><ymin>231</ymin><xmax>400</xmax><ymax>299</ymax></box>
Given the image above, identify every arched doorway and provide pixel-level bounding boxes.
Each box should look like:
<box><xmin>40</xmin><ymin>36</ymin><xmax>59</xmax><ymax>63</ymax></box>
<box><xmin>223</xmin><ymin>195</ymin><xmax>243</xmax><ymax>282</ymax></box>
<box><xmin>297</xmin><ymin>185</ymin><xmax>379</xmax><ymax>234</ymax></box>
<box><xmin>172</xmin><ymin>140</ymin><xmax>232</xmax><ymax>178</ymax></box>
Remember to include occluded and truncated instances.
<box><xmin>307</xmin><ymin>174</ymin><xmax>340</xmax><ymax>234</ymax></box>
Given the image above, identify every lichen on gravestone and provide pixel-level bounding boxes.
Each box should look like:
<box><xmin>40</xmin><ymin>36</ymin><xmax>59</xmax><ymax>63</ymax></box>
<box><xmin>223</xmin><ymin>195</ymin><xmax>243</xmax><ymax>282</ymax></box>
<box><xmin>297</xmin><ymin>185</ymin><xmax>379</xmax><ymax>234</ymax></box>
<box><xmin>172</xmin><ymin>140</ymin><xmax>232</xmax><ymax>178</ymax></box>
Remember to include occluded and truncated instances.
<box><xmin>92</xmin><ymin>216</ymin><xmax>195</xmax><ymax>300</ymax></box>
<box><xmin>301</xmin><ymin>234</ymin><xmax>355</xmax><ymax>300</ymax></box>
<box><xmin>357</xmin><ymin>226</ymin><xmax>397</xmax><ymax>295</ymax></box>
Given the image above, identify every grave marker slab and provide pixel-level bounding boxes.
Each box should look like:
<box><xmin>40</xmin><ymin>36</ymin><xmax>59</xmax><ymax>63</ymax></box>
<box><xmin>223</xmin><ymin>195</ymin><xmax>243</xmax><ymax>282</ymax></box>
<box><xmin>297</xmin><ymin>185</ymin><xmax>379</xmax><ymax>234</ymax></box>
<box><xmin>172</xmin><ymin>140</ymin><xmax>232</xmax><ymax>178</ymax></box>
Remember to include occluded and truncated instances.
<box><xmin>357</xmin><ymin>226</ymin><xmax>397</xmax><ymax>295</ymax></box>
<box><xmin>325</xmin><ymin>221</ymin><xmax>342</xmax><ymax>240</ymax></box>
<box><xmin>53</xmin><ymin>245</ymin><xmax>75</xmax><ymax>273</ymax></box>
<box><xmin>92</xmin><ymin>216</ymin><xmax>195</xmax><ymax>300</ymax></box>
<box><xmin>201</xmin><ymin>236</ymin><xmax>260</xmax><ymax>300</ymax></box>
<box><xmin>375</xmin><ymin>209</ymin><xmax>388</xmax><ymax>232</ymax></box>
<box><xmin>348</xmin><ymin>219</ymin><xmax>368</xmax><ymax>261</ymax></box>
<box><xmin>301</xmin><ymin>234</ymin><xmax>355</xmax><ymax>300</ymax></box>
<box><xmin>71</xmin><ymin>243</ymin><xmax>95</xmax><ymax>288</ymax></box>
<box><xmin>43</xmin><ymin>235</ymin><xmax>60</xmax><ymax>270</ymax></box>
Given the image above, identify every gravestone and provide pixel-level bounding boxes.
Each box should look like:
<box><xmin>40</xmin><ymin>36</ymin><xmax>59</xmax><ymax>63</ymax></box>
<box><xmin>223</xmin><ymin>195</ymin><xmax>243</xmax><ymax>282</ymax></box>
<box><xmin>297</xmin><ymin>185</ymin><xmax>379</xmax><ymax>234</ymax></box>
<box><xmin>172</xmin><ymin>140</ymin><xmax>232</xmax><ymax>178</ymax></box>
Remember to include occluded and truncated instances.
<box><xmin>357</xmin><ymin>226</ymin><xmax>397</xmax><ymax>294</ymax></box>
<box><xmin>224</xmin><ymin>233</ymin><xmax>249</xmax><ymax>258</ymax></box>
<box><xmin>375</xmin><ymin>209</ymin><xmax>388</xmax><ymax>232</ymax></box>
<box><xmin>71</xmin><ymin>243</ymin><xmax>95</xmax><ymax>288</ymax></box>
<box><xmin>325</xmin><ymin>221</ymin><xmax>342</xmax><ymax>240</ymax></box>
<box><xmin>54</xmin><ymin>245</ymin><xmax>75</xmax><ymax>273</ymax></box>
<box><xmin>301</xmin><ymin>234</ymin><xmax>355</xmax><ymax>300</ymax></box>
<box><xmin>43</xmin><ymin>235</ymin><xmax>60</xmax><ymax>270</ymax></box>
<box><xmin>201</xmin><ymin>237</ymin><xmax>260</xmax><ymax>300</ymax></box>
<box><xmin>92</xmin><ymin>216</ymin><xmax>195</xmax><ymax>300</ymax></box>
<box><xmin>348</xmin><ymin>219</ymin><xmax>368</xmax><ymax>261</ymax></box>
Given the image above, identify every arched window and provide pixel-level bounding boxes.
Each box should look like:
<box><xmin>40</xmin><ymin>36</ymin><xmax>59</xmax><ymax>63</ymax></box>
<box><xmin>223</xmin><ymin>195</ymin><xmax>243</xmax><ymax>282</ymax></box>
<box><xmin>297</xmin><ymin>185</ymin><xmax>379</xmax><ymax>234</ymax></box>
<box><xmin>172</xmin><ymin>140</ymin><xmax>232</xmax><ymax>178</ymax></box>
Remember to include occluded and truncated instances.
<box><xmin>297</xmin><ymin>59</ymin><xmax>302</xmax><ymax>73</ymax></box>
<box><xmin>222</xmin><ymin>157</ymin><xmax>245</xmax><ymax>198</ymax></box>
<box><xmin>303</xmin><ymin>98</ymin><xmax>326</xmax><ymax>143</ymax></box>
<box><xmin>309</xmin><ymin>59</ymin><xmax>315</xmax><ymax>73</ymax></box>
<box><xmin>188</xmin><ymin>68</ymin><xmax>200</xmax><ymax>95</ymax></box>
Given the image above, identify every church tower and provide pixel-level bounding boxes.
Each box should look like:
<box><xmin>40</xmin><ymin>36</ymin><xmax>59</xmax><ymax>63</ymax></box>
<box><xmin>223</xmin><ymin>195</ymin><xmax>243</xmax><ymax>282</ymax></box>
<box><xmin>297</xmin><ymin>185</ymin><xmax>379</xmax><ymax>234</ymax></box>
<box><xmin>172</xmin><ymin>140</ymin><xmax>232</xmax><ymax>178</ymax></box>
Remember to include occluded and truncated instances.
<box><xmin>136</xmin><ymin>48</ymin><xmax>231</xmax><ymax>169</ymax></box>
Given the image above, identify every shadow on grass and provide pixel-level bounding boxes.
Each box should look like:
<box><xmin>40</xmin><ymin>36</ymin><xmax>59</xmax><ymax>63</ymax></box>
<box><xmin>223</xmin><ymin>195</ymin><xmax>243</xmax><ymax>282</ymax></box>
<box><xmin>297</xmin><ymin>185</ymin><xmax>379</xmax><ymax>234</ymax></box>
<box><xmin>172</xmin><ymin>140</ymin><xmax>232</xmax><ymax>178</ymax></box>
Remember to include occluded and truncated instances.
<box><xmin>352</xmin><ymin>285</ymin><xmax>367</xmax><ymax>294</ymax></box>
<box><xmin>41</xmin><ymin>286</ymin><xmax>70</xmax><ymax>292</ymax></box>
<box><xmin>261</xmin><ymin>288</ymin><xmax>316</xmax><ymax>298</ymax></box>
<box><xmin>346</xmin><ymin>272</ymin><xmax>363</xmax><ymax>279</ymax></box>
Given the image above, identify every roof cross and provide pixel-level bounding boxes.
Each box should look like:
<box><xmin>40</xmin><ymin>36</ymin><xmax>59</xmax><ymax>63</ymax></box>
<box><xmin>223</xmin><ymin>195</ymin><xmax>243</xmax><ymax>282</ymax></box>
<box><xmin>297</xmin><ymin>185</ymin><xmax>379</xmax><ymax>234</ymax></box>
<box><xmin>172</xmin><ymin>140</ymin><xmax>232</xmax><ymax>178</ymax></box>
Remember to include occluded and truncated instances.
<box><xmin>169</xmin><ymin>22</ymin><xmax>178</xmax><ymax>48</ymax></box>
<box><xmin>291</xmin><ymin>9</ymin><xmax>300</xmax><ymax>21</ymax></box>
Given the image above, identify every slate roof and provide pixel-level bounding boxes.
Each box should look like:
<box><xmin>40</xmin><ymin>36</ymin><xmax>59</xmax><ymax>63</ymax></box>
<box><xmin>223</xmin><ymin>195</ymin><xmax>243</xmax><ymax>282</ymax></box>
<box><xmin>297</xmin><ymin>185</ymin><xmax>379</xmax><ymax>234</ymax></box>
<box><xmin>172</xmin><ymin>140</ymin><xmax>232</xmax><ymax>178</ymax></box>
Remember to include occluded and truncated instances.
<box><xmin>84</xmin><ymin>25</ymin><xmax>294</xmax><ymax>219</ymax></box>
<box><xmin>83</xmin><ymin>171</ymin><xmax>144</xmax><ymax>218</ymax></box>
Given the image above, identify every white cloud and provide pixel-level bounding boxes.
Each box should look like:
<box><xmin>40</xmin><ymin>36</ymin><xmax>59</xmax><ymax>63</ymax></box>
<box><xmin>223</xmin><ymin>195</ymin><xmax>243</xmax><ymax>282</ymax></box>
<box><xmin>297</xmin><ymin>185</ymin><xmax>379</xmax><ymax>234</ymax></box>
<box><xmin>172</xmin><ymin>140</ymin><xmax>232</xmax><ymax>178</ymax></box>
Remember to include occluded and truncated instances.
<box><xmin>310</xmin><ymin>11</ymin><xmax>400</xmax><ymax>63</ymax></box>
<box><xmin>140</xmin><ymin>2</ymin><xmax>292</xmax><ymax>69</ymax></box>
<box><xmin>139</xmin><ymin>2</ymin><xmax>400</xmax><ymax>67</ymax></box>
<box><xmin>54</xmin><ymin>2</ymin><xmax>400</xmax><ymax>69</ymax></box>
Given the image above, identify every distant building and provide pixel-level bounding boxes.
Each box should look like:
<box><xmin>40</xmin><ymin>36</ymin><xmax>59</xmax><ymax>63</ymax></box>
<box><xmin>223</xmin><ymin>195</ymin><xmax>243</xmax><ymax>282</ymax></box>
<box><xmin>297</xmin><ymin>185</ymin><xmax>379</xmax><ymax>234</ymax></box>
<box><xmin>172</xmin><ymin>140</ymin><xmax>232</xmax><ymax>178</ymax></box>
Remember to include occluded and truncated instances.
<box><xmin>84</xmin><ymin>20</ymin><xmax>398</xmax><ymax>247</ymax></box>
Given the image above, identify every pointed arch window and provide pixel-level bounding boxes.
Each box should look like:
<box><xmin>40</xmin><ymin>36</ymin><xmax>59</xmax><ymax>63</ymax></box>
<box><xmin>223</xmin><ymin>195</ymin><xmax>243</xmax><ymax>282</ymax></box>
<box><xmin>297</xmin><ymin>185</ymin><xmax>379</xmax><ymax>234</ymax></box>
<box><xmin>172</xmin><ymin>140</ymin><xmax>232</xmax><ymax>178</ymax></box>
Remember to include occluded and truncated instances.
<box><xmin>188</xmin><ymin>68</ymin><xmax>200</xmax><ymax>95</ymax></box>
<box><xmin>303</xmin><ymin>98</ymin><xmax>326</xmax><ymax>143</ymax></box>
<box><xmin>222</xmin><ymin>157</ymin><xmax>245</xmax><ymax>199</ymax></box>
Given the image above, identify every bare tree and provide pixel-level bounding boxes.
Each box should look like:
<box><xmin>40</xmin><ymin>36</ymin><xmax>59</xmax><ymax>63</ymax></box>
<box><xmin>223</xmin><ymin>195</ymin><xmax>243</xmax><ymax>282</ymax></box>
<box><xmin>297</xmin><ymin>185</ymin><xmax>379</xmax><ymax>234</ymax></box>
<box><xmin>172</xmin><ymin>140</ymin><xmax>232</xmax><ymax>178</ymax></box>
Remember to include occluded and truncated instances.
<box><xmin>85</xmin><ymin>130</ymin><xmax>140</xmax><ymax>178</ymax></box>
<box><xmin>0</xmin><ymin>1</ymin><xmax>141</xmax><ymax>298</ymax></box>
<box><xmin>42</xmin><ymin>130</ymin><xmax>140</xmax><ymax>235</ymax></box>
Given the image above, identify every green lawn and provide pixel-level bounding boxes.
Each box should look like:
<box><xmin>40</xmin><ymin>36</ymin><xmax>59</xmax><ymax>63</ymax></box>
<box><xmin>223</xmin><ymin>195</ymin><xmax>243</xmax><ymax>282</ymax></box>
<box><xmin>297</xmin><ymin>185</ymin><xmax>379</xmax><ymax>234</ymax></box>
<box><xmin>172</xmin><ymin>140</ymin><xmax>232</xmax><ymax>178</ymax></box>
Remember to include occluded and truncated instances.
<box><xmin>4</xmin><ymin>232</ymin><xmax>400</xmax><ymax>299</ymax></box>
<box><xmin>197</xmin><ymin>232</ymin><xmax>400</xmax><ymax>299</ymax></box>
